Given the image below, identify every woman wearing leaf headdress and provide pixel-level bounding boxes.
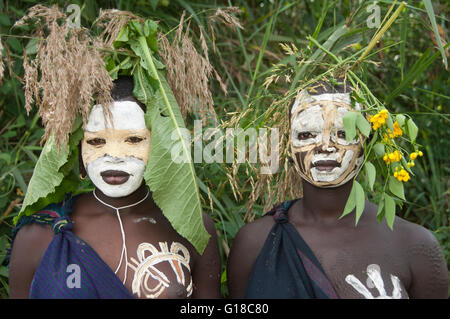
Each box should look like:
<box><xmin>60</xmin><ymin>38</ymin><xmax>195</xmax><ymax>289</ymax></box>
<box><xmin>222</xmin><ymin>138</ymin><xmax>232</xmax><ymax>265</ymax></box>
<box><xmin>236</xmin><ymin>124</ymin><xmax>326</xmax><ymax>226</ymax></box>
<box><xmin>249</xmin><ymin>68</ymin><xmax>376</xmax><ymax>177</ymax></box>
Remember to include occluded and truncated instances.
<box><xmin>227</xmin><ymin>76</ymin><xmax>448</xmax><ymax>299</ymax></box>
<box><xmin>7</xmin><ymin>5</ymin><xmax>221</xmax><ymax>299</ymax></box>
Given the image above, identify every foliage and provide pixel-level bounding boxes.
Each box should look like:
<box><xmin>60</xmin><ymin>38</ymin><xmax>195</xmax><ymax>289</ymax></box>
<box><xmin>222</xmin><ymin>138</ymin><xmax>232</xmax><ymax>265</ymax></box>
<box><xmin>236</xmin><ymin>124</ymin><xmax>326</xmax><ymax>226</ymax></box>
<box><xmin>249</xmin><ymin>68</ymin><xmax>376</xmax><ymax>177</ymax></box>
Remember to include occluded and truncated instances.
<box><xmin>0</xmin><ymin>0</ymin><xmax>448</xmax><ymax>298</ymax></box>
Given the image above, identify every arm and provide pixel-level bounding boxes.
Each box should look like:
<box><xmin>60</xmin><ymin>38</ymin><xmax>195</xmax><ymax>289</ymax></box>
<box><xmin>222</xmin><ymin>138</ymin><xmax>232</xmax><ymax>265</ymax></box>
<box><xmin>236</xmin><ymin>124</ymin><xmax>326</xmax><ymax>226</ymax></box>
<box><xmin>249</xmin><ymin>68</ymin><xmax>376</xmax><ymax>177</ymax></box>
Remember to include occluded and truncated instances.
<box><xmin>191</xmin><ymin>212</ymin><xmax>222</xmax><ymax>298</ymax></box>
<box><xmin>407</xmin><ymin>226</ymin><xmax>448</xmax><ymax>298</ymax></box>
<box><xmin>8</xmin><ymin>223</ymin><xmax>54</xmax><ymax>298</ymax></box>
<box><xmin>227</xmin><ymin>217</ymin><xmax>273</xmax><ymax>299</ymax></box>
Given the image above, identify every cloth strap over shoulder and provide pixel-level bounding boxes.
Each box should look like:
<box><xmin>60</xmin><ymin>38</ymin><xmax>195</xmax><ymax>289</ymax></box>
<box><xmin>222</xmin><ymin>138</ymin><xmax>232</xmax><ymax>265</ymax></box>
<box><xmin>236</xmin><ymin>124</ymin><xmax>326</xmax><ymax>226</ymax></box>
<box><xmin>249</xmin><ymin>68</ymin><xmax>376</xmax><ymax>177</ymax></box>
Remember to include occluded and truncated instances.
<box><xmin>245</xmin><ymin>200</ymin><xmax>338</xmax><ymax>299</ymax></box>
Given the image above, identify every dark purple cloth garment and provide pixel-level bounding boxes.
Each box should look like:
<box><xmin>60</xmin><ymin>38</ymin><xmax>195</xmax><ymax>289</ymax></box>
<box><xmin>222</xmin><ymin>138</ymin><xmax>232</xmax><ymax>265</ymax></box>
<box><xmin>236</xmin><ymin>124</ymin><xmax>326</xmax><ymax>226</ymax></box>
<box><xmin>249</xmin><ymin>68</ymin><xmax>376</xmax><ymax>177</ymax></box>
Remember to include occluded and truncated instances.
<box><xmin>10</xmin><ymin>196</ymin><xmax>134</xmax><ymax>299</ymax></box>
<box><xmin>245</xmin><ymin>200</ymin><xmax>339</xmax><ymax>299</ymax></box>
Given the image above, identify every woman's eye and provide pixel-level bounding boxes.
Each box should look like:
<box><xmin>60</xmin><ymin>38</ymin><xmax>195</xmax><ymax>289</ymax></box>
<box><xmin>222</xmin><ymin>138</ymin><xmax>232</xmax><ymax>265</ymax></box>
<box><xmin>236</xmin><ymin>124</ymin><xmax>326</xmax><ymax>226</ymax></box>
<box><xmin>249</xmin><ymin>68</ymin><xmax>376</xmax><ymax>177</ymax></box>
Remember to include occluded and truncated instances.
<box><xmin>297</xmin><ymin>132</ymin><xmax>315</xmax><ymax>140</ymax></box>
<box><xmin>337</xmin><ymin>130</ymin><xmax>346</xmax><ymax>139</ymax></box>
<box><xmin>125</xmin><ymin>136</ymin><xmax>144</xmax><ymax>144</ymax></box>
<box><xmin>86</xmin><ymin>138</ymin><xmax>106</xmax><ymax>146</ymax></box>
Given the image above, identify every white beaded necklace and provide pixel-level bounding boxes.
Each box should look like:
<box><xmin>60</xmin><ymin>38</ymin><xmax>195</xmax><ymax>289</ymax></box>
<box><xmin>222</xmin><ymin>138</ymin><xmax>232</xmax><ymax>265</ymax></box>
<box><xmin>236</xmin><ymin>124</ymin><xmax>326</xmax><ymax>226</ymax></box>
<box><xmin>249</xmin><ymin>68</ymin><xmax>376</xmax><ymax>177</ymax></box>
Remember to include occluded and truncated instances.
<box><xmin>93</xmin><ymin>187</ymin><xmax>150</xmax><ymax>285</ymax></box>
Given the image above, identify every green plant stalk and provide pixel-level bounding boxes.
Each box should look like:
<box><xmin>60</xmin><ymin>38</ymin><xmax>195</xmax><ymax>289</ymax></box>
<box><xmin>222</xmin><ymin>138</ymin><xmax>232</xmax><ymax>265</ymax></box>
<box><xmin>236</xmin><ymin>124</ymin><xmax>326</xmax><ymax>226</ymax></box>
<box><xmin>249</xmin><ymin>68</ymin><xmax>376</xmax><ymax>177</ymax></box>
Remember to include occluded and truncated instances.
<box><xmin>355</xmin><ymin>1</ymin><xmax>406</xmax><ymax>67</ymax></box>
<box><xmin>246</xmin><ymin>12</ymin><xmax>275</xmax><ymax>104</ymax></box>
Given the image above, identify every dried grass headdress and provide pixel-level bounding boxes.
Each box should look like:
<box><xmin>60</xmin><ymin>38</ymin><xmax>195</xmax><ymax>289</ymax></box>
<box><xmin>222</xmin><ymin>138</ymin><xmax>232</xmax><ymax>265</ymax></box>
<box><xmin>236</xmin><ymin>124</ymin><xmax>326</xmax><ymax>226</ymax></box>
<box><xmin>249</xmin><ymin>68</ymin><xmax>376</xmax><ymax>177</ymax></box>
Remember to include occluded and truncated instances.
<box><xmin>16</xmin><ymin>5</ymin><xmax>113</xmax><ymax>148</ymax></box>
<box><xmin>15</xmin><ymin>4</ymin><xmax>235</xmax><ymax>253</ymax></box>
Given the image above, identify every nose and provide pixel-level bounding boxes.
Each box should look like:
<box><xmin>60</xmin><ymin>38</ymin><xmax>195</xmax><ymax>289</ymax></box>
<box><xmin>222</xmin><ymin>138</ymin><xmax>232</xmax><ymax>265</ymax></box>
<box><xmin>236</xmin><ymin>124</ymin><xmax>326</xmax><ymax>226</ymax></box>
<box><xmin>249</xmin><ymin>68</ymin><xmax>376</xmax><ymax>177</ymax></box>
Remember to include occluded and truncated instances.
<box><xmin>318</xmin><ymin>131</ymin><xmax>336</xmax><ymax>153</ymax></box>
<box><xmin>104</xmin><ymin>155</ymin><xmax>125</xmax><ymax>163</ymax></box>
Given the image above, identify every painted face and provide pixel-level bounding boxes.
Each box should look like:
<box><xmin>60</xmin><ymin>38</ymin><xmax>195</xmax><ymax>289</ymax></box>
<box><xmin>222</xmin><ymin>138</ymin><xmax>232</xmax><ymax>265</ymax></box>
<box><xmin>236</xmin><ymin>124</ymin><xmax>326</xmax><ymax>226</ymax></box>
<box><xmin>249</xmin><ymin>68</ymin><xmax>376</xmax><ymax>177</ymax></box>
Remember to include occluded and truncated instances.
<box><xmin>82</xmin><ymin>101</ymin><xmax>151</xmax><ymax>197</ymax></box>
<box><xmin>290</xmin><ymin>91</ymin><xmax>364</xmax><ymax>188</ymax></box>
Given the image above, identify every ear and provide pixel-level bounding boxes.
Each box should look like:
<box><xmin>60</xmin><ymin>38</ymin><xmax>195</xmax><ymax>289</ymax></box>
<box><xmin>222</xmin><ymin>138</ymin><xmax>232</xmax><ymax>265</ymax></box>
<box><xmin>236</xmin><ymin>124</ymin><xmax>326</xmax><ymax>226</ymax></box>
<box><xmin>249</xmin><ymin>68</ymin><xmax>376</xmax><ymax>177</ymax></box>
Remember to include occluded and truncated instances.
<box><xmin>78</xmin><ymin>143</ymin><xmax>87</xmax><ymax>178</ymax></box>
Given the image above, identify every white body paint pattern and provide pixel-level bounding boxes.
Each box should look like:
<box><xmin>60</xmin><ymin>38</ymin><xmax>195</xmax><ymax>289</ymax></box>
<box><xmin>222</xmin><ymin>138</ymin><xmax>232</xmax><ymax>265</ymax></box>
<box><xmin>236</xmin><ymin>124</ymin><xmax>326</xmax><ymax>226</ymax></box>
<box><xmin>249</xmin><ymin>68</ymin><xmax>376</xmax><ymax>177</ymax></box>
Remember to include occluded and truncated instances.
<box><xmin>128</xmin><ymin>242</ymin><xmax>193</xmax><ymax>298</ymax></box>
<box><xmin>82</xmin><ymin>101</ymin><xmax>151</xmax><ymax>198</ymax></box>
<box><xmin>345</xmin><ymin>264</ymin><xmax>403</xmax><ymax>299</ymax></box>
<box><xmin>290</xmin><ymin>91</ymin><xmax>364</xmax><ymax>187</ymax></box>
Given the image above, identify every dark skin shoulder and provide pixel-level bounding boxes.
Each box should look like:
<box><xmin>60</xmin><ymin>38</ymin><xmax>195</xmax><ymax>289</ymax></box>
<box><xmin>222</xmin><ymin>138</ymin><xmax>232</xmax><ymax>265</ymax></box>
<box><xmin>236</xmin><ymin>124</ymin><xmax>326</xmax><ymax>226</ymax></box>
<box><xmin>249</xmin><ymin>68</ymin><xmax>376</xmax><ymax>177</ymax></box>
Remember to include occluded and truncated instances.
<box><xmin>8</xmin><ymin>223</ymin><xmax>54</xmax><ymax>298</ymax></box>
<box><xmin>227</xmin><ymin>214</ymin><xmax>275</xmax><ymax>298</ymax></box>
<box><xmin>400</xmin><ymin>218</ymin><xmax>448</xmax><ymax>298</ymax></box>
<box><xmin>191</xmin><ymin>211</ymin><xmax>222</xmax><ymax>298</ymax></box>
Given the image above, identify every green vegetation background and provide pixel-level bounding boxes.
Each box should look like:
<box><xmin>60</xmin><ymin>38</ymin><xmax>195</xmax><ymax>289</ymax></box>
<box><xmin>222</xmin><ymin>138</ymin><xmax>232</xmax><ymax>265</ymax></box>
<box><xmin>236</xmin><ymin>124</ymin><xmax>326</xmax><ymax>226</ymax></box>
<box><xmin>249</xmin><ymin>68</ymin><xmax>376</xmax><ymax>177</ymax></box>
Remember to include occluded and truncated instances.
<box><xmin>0</xmin><ymin>0</ymin><xmax>448</xmax><ymax>298</ymax></box>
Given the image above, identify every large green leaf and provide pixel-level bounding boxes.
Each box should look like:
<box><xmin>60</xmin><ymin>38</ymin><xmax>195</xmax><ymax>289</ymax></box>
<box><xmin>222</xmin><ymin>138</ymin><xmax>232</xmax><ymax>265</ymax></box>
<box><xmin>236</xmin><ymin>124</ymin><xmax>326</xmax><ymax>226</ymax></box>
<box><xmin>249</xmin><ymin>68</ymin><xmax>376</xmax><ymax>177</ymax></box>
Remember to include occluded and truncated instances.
<box><xmin>14</xmin><ymin>120</ymin><xmax>83</xmax><ymax>224</ymax></box>
<box><xmin>136</xmin><ymin>36</ymin><xmax>210</xmax><ymax>254</ymax></box>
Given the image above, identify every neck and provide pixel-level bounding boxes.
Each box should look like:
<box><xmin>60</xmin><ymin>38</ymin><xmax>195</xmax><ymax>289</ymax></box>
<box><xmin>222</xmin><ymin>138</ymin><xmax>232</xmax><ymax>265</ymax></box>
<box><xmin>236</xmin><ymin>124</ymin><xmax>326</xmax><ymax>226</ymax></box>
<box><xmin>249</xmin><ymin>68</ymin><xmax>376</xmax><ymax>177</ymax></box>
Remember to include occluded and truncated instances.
<box><xmin>299</xmin><ymin>179</ymin><xmax>354</xmax><ymax>223</ymax></box>
<box><xmin>93</xmin><ymin>183</ymin><xmax>151</xmax><ymax>212</ymax></box>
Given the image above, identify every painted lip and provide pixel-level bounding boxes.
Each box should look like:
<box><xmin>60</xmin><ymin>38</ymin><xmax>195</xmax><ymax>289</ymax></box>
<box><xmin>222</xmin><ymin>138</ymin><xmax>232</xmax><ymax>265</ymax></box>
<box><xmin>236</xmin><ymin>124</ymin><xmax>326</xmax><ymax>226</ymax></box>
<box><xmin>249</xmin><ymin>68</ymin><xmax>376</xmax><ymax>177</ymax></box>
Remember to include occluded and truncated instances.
<box><xmin>100</xmin><ymin>170</ymin><xmax>130</xmax><ymax>185</ymax></box>
<box><xmin>312</xmin><ymin>160</ymin><xmax>340</xmax><ymax>172</ymax></box>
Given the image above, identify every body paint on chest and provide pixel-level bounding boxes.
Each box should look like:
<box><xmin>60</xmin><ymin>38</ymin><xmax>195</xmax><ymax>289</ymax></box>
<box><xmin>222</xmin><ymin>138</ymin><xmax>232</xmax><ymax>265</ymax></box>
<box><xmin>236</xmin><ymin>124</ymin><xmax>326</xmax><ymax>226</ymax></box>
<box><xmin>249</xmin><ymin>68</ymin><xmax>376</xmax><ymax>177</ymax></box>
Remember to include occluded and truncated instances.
<box><xmin>128</xmin><ymin>241</ymin><xmax>193</xmax><ymax>298</ymax></box>
<box><xmin>345</xmin><ymin>264</ymin><xmax>403</xmax><ymax>299</ymax></box>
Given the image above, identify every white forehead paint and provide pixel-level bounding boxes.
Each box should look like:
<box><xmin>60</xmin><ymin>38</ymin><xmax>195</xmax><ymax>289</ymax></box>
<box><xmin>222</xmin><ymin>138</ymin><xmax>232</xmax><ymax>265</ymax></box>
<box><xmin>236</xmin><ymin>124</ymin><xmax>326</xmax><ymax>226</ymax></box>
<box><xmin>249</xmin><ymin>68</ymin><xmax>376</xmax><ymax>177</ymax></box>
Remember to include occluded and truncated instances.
<box><xmin>345</xmin><ymin>264</ymin><xmax>403</xmax><ymax>299</ymax></box>
<box><xmin>86</xmin><ymin>156</ymin><xmax>146</xmax><ymax>198</ymax></box>
<box><xmin>291</xmin><ymin>90</ymin><xmax>361</xmax><ymax>115</ymax></box>
<box><xmin>86</xmin><ymin>101</ymin><xmax>146</xmax><ymax>132</ymax></box>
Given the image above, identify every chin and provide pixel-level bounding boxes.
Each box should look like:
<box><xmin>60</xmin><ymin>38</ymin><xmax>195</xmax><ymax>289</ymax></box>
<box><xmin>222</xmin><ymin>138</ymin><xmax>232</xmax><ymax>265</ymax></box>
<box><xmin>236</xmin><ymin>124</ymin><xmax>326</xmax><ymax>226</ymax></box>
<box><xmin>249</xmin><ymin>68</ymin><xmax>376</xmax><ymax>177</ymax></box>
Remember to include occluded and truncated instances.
<box><xmin>95</xmin><ymin>178</ymin><xmax>144</xmax><ymax>198</ymax></box>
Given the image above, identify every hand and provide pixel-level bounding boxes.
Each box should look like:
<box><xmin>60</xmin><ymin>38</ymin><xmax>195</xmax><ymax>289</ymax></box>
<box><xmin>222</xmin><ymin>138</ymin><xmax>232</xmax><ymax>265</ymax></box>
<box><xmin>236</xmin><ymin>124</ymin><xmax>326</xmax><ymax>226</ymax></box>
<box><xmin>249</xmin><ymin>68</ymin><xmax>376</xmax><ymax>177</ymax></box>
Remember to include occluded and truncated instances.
<box><xmin>345</xmin><ymin>264</ymin><xmax>403</xmax><ymax>299</ymax></box>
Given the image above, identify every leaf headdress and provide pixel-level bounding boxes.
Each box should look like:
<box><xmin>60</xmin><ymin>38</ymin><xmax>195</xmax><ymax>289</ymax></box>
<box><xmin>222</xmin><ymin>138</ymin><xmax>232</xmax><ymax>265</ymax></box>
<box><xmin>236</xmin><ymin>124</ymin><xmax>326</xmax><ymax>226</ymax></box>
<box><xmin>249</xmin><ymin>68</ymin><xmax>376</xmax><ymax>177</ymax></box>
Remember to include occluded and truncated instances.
<box><xmin>237</xmin><ymin>2</ymin><xmax>424</xmax><ymax>229</ymax></box>
<box><xmin>15</xmin><ymin>5</ymin><xmax>219</xmax><ymax>253</ymax></box>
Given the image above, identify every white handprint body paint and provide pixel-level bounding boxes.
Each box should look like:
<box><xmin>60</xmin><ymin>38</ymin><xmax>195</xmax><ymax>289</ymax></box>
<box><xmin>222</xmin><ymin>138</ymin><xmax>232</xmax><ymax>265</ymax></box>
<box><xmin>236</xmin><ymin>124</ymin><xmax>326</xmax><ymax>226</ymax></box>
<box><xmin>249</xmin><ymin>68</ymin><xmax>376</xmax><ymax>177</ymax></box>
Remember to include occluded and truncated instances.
<box><xmin>345</xmin><ymin>264</ymin><xmax>404</xmax><ymax>299</ymax></box>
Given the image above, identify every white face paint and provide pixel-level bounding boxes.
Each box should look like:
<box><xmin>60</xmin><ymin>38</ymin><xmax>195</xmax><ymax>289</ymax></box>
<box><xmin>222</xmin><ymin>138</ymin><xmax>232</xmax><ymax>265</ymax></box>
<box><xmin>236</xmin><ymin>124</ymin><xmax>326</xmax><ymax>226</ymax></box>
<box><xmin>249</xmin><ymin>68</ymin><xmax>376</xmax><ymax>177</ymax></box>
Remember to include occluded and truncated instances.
<box><xmin>345</xmin><ymin>264</ymin><xmax>403</xmax><ymax>299</ymax></box>
<box><xmin>82</xmin><ymin>101</ymin><xmax>151</xmax><ymax>198</ymax></box>
<box><xmin>290</xmin><ymin>91</ymin><xmax>364</xmax><ymax>188</ymax></box>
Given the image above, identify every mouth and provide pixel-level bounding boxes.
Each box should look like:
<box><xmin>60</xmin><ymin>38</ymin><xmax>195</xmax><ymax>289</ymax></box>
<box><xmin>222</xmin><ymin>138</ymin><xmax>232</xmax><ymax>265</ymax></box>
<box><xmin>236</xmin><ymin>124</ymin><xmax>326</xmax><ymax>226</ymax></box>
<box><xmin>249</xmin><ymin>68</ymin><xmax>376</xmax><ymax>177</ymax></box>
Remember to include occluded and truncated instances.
<box><xmin>100</xmin><ymin>170</ymin><xmax>130</xmax><ymax>185</ymax></box>
<box><xmin>312</xmin><ymin>160</ymin><xmax>340</xmax><ymax>172</ymax></box>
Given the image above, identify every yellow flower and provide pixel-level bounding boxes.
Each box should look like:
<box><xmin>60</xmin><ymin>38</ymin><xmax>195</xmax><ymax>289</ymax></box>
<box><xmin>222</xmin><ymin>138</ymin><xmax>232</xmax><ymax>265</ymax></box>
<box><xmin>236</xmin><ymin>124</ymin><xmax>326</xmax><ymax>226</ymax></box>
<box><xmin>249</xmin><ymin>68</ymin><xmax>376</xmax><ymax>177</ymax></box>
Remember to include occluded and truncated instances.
<box><xmin>369</xmin><ymin>109</ymin><xmax>389</xmax><ymax>130</ymax></box>
<box><xmin>392</xmin><ymin>121</ymin><xmax>403</xmax><ymax>137</ymax></box>
<box><xmin>395</xmin><ymin>168</ymin><xmax>410</xmax><ymax>182</ymax></box>
<box><xmin>410</xmin><ymin>152</ymin><xmax>418</xmax><ymax>160</ymax></box>
<box><xmin>418</xmin><ymin>151</ymin><xmax>423</xmax><ymax>157</ymax></box>
<box><xmin>384</xmin><ymin>150</ymin><xmax>402</xmax><ymax>164</ymax></box>
<box><xmin>407</xmin><ymin>161</ymin><xmax>415</xmax><ymax>168</ymax></box>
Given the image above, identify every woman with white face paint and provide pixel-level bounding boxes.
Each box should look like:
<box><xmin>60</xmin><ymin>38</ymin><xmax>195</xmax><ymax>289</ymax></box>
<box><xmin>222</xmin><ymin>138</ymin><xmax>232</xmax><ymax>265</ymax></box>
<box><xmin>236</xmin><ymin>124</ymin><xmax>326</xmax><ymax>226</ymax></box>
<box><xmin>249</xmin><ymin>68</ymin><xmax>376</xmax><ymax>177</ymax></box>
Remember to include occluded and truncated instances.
<box><xmin>227</xmin><ymin>81</ymin><xmax>448</xmax><ymax>299</ymax></box>
<box><xmin>9</xmin><ymin>77</ymin><xmax>222</xmax><ymax>299</ymax></box>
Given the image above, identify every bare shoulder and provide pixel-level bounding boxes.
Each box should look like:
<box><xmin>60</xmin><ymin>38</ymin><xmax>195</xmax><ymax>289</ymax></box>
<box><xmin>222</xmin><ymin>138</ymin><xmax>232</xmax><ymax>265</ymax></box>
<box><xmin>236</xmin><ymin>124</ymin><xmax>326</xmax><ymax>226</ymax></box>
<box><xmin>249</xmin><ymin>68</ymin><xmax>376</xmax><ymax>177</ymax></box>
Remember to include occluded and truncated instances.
<box><xmin>227</xmin><ymin>214</ymin><xmax>275</xmax><ymax>298</ymax></box>
<box><xmin>201</xmin><ymin>211</ymin><xmax>216</xmax><ymax>236</ymax></box>
<box><xmin>11</xmin><ymin>222</ymin><xmax>54</xmax><ymax>262</ymax></box>
<box><xmin>9</xmin><ymin>222</ymin><xmax>54</xmax><ymax>298</ymax></box>
<box><xmin>391</xmin><ymin>216</ymin><xmax>448</xmax><ymax>298</ymax></box>
<box><xmin>390</xmin><ymin>215</ymin><xmax>442</xmax><ymax>249</ymax></box>
<box><xmin>231</xmin><ymin>214</ymin><xmax>275</xmax><ymax>255</ymax></box>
